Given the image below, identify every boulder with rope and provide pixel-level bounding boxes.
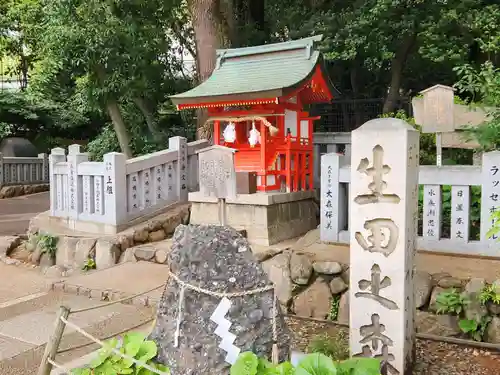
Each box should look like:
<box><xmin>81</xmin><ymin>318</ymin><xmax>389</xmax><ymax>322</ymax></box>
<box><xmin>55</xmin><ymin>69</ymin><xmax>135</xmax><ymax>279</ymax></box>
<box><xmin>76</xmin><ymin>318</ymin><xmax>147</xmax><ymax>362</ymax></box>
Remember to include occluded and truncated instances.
<box><xmin>149</xmin><ymin>224</ymin><xmax>292</xmax><ymax>374</ymax></box>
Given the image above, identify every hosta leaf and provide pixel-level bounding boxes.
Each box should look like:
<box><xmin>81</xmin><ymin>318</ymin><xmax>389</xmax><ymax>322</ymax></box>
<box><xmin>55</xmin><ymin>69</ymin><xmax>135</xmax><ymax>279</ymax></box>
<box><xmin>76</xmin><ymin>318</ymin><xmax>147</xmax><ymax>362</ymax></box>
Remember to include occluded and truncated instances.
<box><xmin>231</xmin><ymin>352</ymin><xmax>259</xmax><ymax>375</ymax></box>
<box><xmin>295</xmin><ymin>353</ymin><xmax>337</xmax><ymax>375</ymax></box>
<box><xmin>137</xmin><ymin>340</ymin><xmax>158</xmax><ymax>362</ymax></box>
<box><xmin>338</xmin><ymin>358</ymin><xmax>381</xmax><ymax>375</ymax></box>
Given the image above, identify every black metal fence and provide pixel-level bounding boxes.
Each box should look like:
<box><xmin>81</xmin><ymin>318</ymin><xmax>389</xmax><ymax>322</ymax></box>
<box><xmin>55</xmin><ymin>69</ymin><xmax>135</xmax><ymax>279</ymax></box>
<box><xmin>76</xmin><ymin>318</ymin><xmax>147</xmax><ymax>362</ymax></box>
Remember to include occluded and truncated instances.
<box><xmin>311</xmin><ymin>98</ymin><xmax>412</xmax><ymax>132</ymax></box>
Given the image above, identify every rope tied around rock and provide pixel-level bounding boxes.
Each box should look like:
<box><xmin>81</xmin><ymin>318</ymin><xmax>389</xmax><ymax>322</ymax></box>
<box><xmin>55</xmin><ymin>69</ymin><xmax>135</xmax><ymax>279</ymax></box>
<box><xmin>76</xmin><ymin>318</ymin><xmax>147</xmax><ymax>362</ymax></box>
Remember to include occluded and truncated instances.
<box><xmin>168</xmin><ymin>271</ymin><xmax>280</xmax><ymax>364</ymax></box>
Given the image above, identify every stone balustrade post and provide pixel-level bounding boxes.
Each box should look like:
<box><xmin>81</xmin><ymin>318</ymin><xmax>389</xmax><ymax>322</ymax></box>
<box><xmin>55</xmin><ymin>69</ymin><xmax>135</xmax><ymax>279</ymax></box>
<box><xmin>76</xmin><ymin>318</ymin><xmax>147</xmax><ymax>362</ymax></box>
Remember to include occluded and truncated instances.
<box><xmin>103</xmin><ymin>152</ymin><xmax>127</xmax><ymax>226</ymax></box>
<box><xmin>169</xmin><ymin>136</ymin><xmax>188</xmax><ymax>202</ymax></box>
<box><xmin>0</xmin><ymin>152</ymin><xmax>3</xmax><ymax>188</ymax></box>
<box><xmin>49</xmin><ymin>148</ymin><xmax>66</xmax><ymax>216</ymax></box>
<box><xmin>38</xmin><ymin>153</ymin><xmax>49</xmax><ymax>182</ymax></box>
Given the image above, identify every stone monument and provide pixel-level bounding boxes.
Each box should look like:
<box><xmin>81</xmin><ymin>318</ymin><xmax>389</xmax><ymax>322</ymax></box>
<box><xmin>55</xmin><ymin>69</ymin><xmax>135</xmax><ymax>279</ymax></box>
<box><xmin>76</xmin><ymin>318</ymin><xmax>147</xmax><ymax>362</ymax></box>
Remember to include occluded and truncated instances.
<box><xmin>149</xmin><ymin>224</ymin><xmax>292</xmax><ymax>374</ymax></box>
<box><xmin>349</xmin><ymin>118</ymin><xmax>419</xmax><ymax>375</ymax></box>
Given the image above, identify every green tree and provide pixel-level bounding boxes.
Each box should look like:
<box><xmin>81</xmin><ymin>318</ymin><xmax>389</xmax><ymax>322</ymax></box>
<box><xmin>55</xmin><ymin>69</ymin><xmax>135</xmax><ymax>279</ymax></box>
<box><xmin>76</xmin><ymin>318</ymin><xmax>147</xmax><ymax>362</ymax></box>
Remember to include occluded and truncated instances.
<box><xmin>35</xmin><ymin>0</ymin><xmax>183</xmax><ymax>157</ymax></box>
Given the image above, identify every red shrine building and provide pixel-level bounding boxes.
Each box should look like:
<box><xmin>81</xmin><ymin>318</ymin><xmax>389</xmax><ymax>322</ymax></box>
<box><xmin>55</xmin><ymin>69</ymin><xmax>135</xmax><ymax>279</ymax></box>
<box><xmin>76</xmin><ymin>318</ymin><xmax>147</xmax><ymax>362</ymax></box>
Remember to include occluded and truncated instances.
<box><xmin>170</xmin><ymin>35</ymin><xmax>339</xmax><ymax>193</ymax></box>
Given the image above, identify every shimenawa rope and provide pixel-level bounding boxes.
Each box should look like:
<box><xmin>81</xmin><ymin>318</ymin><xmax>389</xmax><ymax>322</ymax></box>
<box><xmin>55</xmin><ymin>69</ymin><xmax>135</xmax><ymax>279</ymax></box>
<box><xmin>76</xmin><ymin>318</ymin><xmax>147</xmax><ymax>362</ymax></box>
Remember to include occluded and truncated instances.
<box><xmin>168</xmin><ymin>271</ymin><xmax>280</xmax><ymax>363</ymax></box>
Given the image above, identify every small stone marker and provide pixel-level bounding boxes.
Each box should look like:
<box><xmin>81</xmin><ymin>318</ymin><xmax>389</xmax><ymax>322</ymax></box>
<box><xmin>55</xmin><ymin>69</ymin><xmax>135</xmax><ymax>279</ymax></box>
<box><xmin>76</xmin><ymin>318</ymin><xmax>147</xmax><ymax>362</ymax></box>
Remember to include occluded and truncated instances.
<box><xmin>349</xmin><ymin>118</ymin><xmax>419</xmax><ymax>374</ymax></box>
<box><xmin>149</xmin><ymin>224</ymin><xmax>291</xmax><ymax>374</ymax></box>
<box><xmin>197</xmin><ymin>145</ymin><xmax>237</xmax><ymax>226</ymax></box>
<box><xmin>320</xmin><ymin>152</ymin><xmax>340</xmax><ymax>242</ymax></box>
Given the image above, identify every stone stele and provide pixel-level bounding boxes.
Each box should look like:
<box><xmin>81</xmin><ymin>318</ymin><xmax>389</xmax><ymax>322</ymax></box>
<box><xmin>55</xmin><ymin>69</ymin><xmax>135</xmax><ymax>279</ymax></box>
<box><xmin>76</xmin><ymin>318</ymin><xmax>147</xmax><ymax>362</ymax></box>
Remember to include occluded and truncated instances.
<box><xmin>149</xmin><ymin>224</ymin><xmax>292</xmax><ymax>375</ymax></box>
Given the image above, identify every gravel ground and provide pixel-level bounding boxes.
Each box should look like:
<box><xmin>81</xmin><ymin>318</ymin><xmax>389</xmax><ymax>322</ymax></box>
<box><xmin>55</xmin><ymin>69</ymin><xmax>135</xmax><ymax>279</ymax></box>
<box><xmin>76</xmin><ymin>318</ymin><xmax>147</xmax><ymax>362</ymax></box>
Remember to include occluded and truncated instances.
<box><xmin>286</xmin><ymin>316</ymin><xmax>500</xmax><ymax>375</ymax></box>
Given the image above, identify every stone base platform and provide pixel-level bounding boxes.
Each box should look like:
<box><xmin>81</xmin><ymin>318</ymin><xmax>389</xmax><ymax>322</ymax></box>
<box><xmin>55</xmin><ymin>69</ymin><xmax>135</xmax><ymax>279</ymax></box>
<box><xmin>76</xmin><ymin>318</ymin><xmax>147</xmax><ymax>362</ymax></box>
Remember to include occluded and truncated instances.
<box><xmin>189</xmin><ymin>190</ymin><xmax>318</xmax><ymax>246</ymax></box>
<box><xmin>22</xmin><ymin>204</ymin><xmax>190</xmax><ymax>273</ymax></box>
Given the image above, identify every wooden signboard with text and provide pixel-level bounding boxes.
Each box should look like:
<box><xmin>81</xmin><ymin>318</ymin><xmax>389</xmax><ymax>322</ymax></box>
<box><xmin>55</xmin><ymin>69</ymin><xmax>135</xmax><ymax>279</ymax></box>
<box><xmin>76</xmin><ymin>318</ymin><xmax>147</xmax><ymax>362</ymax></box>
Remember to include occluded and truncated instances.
<box><xmin>197</xmin><ymin>145</ymin><xmax>237</xmax><ymax>225</ymax></box>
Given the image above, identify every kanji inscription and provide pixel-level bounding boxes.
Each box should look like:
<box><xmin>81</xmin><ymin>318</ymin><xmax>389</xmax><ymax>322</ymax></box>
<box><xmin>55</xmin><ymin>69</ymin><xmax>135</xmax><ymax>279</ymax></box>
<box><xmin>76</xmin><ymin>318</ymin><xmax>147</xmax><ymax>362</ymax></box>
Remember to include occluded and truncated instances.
<box><xmin>354</xmin><ymin>145</ymin><xmax>401</xmax><ymax>205</ymax></box>
<box><xmin>354</xmin><ymin>218</ymin><xmax>399</xmax><ymax>257</ymax></box>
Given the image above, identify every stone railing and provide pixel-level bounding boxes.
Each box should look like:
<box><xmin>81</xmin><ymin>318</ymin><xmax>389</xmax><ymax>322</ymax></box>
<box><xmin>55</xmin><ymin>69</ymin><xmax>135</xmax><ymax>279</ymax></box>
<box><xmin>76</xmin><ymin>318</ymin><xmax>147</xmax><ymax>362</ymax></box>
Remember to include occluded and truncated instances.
<box><xmin>0</xmin><ymin>153</ymin><xmax>49</xmax><ymax>187</ymax></box>
<box><xmin>49</xmin><ymin>137</ymin><xmax>209</xmax><ymax>234</ymax></box>
<box><xmin>320</xmin><ymin>151</ymin><xmax>500</xmax><ymax>258</ymax></box>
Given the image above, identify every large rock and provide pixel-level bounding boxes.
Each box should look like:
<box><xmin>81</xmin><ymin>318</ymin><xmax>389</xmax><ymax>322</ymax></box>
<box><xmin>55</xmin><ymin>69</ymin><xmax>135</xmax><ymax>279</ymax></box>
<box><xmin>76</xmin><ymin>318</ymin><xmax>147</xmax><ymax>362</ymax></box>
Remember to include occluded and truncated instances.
<box><xmin>415</xmin><ymin>271</ymin><xmax>433</xmax><ymax>309</ymax></box>
<box><xmin>55</xmin><ymin>237</ymin><xmax>78</xmax><ymax>268</ymax></box>
<box><xmin>149</xmin><ymin>224</ymin><xmax>291</xmax><ymax>374</ymax></box>
<box><xmin>463</xmin><ymin>278</ymin><xmax>488</xmax><ymax>323</ymax></box>
<box><xmin>74</xmin><ymin>238</ymin><xmax>97</xmax><ymax>269</ymax></box>
<box><xmin>485</xmin><ymin>317</ymin><xmax>500</xmax><ymax>344</ymax></box>
<box><xmin>428</xmin><ymin>286</ymin><xmax>446</xmax><ymax>313</ymax></box>
<box><xmin>337</xmin><ymin>291</ymin><xmax>349</xmax><ymax>324</ymax></box>
<box><xmin>253</xmin><ymin>248</ymin><xmax>283</xmax><ymax>263</ymax></box>
<box><xmin>292</xmin><ymin>279</ymin><xmax>331</xmax><ymax>319</ymax></box>
<box><xmin>133</xmin><ymin>245</ymin><xmax>156</xmax><ymax>261</ymax></box>
<box><xmin>261</xmin><ymin>252</ymin><xmax>294</xmax><ymax>306</ymax></box>
<box><xmin>329</xmin><ymin>277</ymin><xmax>348</xmax><ymax>295</ymax></box>
<box><xmin>290</xmin><ymin>252</ymin><xmax>312</xmax><ymax>285</ymax></box>
<box><xmin>95</xmin><ymin>239</ymin><xmax>121</xmax><ymax>269</ymax></box>
<box><xmin>312</xmin><ymin>261</ymin><xmax>342</xmax><ymax>275</ymax></box>
<box><xmin>438</xmin><ymin>276</ymin><xmax>463</xmax><ymax>289</ymax></box>
<box><xmin>415</xmin><ymin>311</ymin><xmax>461</xmax><ymax>337</ymax></box>
<box><xmin>148</xmin><ymin>230</ymin><xmax>167</xmax><ymax>242</ymax></box>
<box><xmin>0</xmin><ymin>236</ymin><xmax>22</xmax><ymax>258</ymax></box>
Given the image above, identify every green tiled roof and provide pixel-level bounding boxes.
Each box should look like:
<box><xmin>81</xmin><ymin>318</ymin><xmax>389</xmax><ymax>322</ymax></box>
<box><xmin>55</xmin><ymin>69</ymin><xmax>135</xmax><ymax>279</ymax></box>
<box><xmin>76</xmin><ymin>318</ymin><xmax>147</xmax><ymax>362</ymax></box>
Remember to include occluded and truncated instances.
<box><xmin>170</xmin><ymin>35</ymin><xmax>335</xmax><ymax>105</ymax></box>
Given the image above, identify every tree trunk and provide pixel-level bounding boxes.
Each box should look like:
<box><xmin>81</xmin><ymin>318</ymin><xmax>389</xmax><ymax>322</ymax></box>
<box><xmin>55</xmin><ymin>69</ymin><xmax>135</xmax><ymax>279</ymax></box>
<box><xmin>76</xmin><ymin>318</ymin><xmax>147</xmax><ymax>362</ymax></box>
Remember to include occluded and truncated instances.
<box><xmin>133</xmin><ymin>97</ymin><xmax>161</xmax><ymax>141</ymax></box>
<box><xmin>188</xmin><ymin>0</ymin><xmax>231</xmax><ymax>140</ymax></box>
<box><xmin>382</xmin><ymin>33</ymin><xmax>417</xmax><ymax>114</ymax></box>
<box><xmin>106</xmin><ymin>99</ymin><xmax>133</xmax><ymax>158</ymax></box>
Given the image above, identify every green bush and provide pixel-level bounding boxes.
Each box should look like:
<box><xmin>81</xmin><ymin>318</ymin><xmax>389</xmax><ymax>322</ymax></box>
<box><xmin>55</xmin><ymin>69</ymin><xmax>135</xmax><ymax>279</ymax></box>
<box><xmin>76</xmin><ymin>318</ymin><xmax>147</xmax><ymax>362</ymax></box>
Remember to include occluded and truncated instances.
<box><xmin>71</xmin><ymin>332</ymin><xmax>169</xmax><ymax>375</ymax></box>
<box><xmin>307</xmin><ymin>331</ymin><xmax>349</xmax><ymax>361</ymax></box>
<box><xmin>231</xmin><ymin>352</ymin><xmax>382</xmax><ymax>375</ymax></box>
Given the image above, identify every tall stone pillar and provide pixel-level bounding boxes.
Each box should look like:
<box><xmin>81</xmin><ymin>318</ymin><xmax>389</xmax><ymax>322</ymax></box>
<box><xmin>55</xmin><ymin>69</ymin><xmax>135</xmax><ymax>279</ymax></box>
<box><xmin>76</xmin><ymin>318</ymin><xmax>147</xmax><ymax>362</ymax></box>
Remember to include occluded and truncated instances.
<box><xmin>349</xmin><ymin>118</ymin><xmax>419</xmax><ymax>374</ymax></box>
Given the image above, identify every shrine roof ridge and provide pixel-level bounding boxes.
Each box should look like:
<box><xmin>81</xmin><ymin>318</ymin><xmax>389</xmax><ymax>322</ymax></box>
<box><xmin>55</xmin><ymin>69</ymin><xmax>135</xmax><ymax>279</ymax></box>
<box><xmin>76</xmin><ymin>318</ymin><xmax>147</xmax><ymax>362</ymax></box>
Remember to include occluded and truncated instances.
<box><xmin>215</xmin><ymin>35</ymin><xmax>323</xmax><ymax>59</ymax></box>
<box><xmin>170</xmin><ymin>35</ymin><xmax>339</xmax><ymax>107</ymax></box>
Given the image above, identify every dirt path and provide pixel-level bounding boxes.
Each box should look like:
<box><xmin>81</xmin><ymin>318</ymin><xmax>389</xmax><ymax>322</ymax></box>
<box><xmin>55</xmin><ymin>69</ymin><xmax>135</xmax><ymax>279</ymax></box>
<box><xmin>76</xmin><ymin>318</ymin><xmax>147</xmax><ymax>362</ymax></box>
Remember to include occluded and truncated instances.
<box><xmin>0</xmin><ymin>192</ymin><xmax>49</xmax><ymax>236</ymax></box>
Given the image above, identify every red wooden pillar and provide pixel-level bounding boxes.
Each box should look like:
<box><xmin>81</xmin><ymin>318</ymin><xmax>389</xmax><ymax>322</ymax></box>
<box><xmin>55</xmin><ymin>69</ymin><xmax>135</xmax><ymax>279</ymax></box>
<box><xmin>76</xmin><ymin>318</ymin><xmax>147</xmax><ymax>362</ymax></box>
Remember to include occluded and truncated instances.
<box><xmin>214</xmin><ymin>120</ymin><xmax>221</xmax><ymax>145</ymax></box>
<box><xmin>301</xmin><ymin>152</ymin><xmax>307</xmax><ymax>191</ymax></box>
<box><xmin>294</xmin><ymin>152</ymin><xmax>299</xmax><ymax>192</ymax></box>
<box><xmin>285</xmin><ymin>150</ymin><xmax>292</xmax><ymax>192</ymax></box>
<box><xmin>260</xmin><ymin>120</ymin><xmax>267</xmax><ymax>190</ymax></box>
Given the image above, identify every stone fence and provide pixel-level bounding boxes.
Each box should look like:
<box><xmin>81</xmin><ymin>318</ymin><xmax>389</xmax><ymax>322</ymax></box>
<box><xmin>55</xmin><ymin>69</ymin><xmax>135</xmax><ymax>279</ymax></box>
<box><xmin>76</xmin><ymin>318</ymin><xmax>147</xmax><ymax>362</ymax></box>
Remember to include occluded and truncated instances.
<box><xmin>0</xmin><ymin>153</ymin><xmax>49</xmax><ymax>187</ymax></box>
<box><xmin>320</xmin><ymin>150</ymin><xmax>500</xmax><ymax>258</ymax></box>
<box><xmin>49</xmin><ymin>137</ymin><xmax>209</xmax><ymax>234</ymax></box>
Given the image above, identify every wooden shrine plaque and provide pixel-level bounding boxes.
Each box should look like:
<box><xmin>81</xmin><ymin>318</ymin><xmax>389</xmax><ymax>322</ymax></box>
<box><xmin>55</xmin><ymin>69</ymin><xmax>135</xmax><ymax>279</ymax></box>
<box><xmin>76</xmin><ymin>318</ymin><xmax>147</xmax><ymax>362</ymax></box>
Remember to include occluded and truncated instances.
<box><xmin>198</xmin><ymin>145</ymin><xmax>237</xmax><ymax>199</ymax></box>
<box><xmin>420</xmin><ymin>84</ymin><xmax>455</xmax><ymax>133</ymax></box>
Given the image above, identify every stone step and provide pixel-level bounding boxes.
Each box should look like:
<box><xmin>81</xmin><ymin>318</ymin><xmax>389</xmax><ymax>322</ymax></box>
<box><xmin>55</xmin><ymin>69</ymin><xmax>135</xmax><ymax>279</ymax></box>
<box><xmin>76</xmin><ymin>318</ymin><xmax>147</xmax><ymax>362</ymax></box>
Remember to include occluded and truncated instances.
<box><xmin>0</xmin><ymin>292</ymin><xmax>154</xmax><ymax>374</ymax></box>
<box><xmin>52</xmin><ymin>261</ymin><xmax>167</xmax><ymax>308</ymax></box>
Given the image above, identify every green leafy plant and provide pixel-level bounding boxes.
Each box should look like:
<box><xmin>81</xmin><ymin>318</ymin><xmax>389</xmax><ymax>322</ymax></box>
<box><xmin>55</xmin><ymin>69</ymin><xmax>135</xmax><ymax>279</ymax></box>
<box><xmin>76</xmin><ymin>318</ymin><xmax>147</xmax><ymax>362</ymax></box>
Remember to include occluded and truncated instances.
<box><xmin>435</xmin><ymin>288</ymin><xmax>470</xmax><ymax>315</ymax></box>
<box><xmin>37</xmin><ymin>234</ymin><xmax>59</xmax><ymax>260</ymax></box>
<box><xmin>459</xmin><ymin>316</ymin><xmax>492</xmax><ymax>342</ymax></box>
<box><xmin>479</xmin><ymin>284</ymin><xmax>500</xmax><ymax>305</ymax></box>
<box><xmin>71</xmin><ymin>332</ymin><xmax>169</xmax><ymax>375</ymax></box>
<box><xmin>307</xmin><ymin>331</ymin><xmax>349</xmax><ymax>361</ymax></box>
<box><xmin>82</xmin><ymin>258</ymin><xmax>96</xmax><ymax>272</ymax></box>
<box><xmin>231</xmin><ymin>352</ymin><xmax>382</xmax><ymax>375</ymax></box>
<box><xmin>328</xmin><ymin>295</ymin><xmax>341</xmax><ymax>321</ymax></box>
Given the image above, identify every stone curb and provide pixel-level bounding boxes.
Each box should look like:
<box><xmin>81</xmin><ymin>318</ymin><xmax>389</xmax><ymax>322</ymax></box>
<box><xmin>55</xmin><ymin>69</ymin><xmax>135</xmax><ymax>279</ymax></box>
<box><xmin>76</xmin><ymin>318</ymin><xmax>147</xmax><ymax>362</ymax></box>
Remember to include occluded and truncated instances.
<box><xmin>50</xmin><ymin>280</ymin><xmax>162</xmax><ymax>309</ymax></box>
